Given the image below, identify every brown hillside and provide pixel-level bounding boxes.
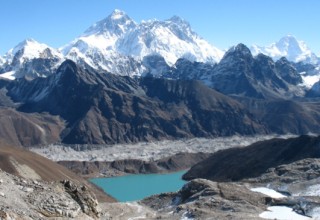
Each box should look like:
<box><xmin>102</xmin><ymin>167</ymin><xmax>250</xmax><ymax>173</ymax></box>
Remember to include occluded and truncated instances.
<box><xmin>0</xmin><ymin>140</ymin><xmax>115</xmax><ymax>202</ymax></box>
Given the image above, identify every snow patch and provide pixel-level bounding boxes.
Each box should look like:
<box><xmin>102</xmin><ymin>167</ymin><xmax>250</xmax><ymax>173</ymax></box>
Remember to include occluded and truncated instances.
<box><xmin>300</xmin><ymin>73</ymin><xmax>320</xmax><ymax>88</ymax></box>
<box><xmin>260</xmin><ymin>206</ymin><xmax>311</xmax><ymax>220</ymax></box>
<box><xmin>0</xmin><ymin>71</ymin><xmax>16</xmax><ymax>80</ymax></box>
<box><xmin>251</xmin><ymin>187</ymin><xmax>287</xmax><ymax>198</ymax></box>
<box><xmin>180</xmin><ymin>211</ymin><xmax>194</xmax><ymax>220</ymax></box>
<box><xmin>310</xmin><ymin>207</ymin><xmax>320</xmax><ymax>219</ymax></box>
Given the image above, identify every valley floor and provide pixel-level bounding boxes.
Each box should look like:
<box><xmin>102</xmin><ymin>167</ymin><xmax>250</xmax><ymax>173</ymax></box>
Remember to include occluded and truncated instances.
<box><xmin>32</xmin><ymin>135</ymin><xmax>295</xmax><ymax>163</ymax></box>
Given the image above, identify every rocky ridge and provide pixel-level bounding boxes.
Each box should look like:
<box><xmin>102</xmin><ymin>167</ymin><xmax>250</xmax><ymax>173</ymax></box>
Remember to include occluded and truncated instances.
<box><xmin>183</xmin><ymin>135</ymin><xmax>320</xmax><ymax>181</ymax></box>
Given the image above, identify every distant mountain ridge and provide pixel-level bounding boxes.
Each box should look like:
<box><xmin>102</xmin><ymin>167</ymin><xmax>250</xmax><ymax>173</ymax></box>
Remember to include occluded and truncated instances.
<box><xmin>0</xmin><ymin>10</ymin><xmax>319</xmax><ymax>81</ymax></box>
<box><xmin>251</xmin><ymin>35</ymin><xmax>319</xmax><ymax>64</ymax></box>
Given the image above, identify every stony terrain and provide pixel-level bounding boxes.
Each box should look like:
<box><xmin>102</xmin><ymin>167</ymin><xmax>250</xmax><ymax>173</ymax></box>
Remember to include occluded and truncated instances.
<box><xmin>141</xmin><ymin>170</ymin><xmax>320</xmax><ymax>219</ymax></box>
<box><xmin>2</xmin><ymin>135</ymin><xmax>320</xmax><ymax>219</ymax></box>
<box><xmin>31</xmin><ymin>135</ymin><xmax>320</xmax><ymax>220</ymax></box>
<box><xmin>58</xmin><ymin>152</ymin><xmax>210</xmax><ymax>178</ymax></box>
<box><xmin>2</xmin><ymin>158</ymin><xmax>320</xmax><ymax>220</ymax></box>
<box><xmin>0</xmin><ymin>169</ymin><xmax>100</xmax><ymax>219</ymax></box>
<box><xmin>32</xmin><ymin>135</ymin><xmax>290</xmax><ymax>163</ymax></box>
<box><xmin>32</xmin><ymin>135</ymin><xmax>293</xmax><ymax>177</ymax></box>
<box><xmin>0</xmin><ymin>141</ymin><xmax>114</xmax><ymax>203</ymax></box>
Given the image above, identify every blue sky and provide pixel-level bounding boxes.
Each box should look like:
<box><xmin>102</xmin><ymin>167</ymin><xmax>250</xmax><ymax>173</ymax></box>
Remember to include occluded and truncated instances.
<box><xmin>0</xmin><ymin>0</ymin><xmax>319</xmax><ymax>55</ymax></box>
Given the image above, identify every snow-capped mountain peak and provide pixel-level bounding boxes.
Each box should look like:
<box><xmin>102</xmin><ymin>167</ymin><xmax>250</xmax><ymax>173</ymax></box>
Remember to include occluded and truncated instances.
<box><xmin>167</xmin><ymin>15</ymin><xmax>190</xmax><ymax>27</ymax></box>
<box><xmin>5</xmin><ymin>38</ymin><xmax>63</xmax><ymax>64</ymax></box>
<box><xmin>275</xmin><ymin>35</ymin><xmax>306</xmax><ymax>58</ymax></box>
<box><xmin>250</xmin><ymin>35</ymin><xmax>318</xmax><ymax>64</ymax></box>
<box><xmin>0</xmin><ymin>38</ymin><xmax>63</xmax><ymax>80</ymax></box>
<box><xmin>83</xmin><ymin>9</ymin><xmax>136</xmax><ymax>37</ymax></box>
<box><xmin>61</xmin><ymin>9</ymin><xmax>137</xmax><ymax>66</ymax></box>
<box><xmin>110</xmin><ymin>9</ymin><xmax>126</xmax><ymax>19</ymax></box>
<box><xmin>61</xmin><ymin>10</ymin><xmax>223</xmax><ymax>75</ymax></box>
<box><xmin>116</xmin><ymin>15</ymin><xmax>223</xmax><ymax>65</ymax></box>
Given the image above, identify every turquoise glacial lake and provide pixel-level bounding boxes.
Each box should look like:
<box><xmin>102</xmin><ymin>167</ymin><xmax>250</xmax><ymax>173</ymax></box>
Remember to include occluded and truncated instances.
<box><xmin>90</xmin><ymin>170</ymin><xmax>186</xmax><ymax>202</ymax></box>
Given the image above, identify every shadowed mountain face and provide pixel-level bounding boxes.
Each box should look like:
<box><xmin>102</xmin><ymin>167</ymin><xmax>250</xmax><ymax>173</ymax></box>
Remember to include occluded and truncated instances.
<box><xmin>3</xmin><ymin>60</ymin><xmax>266</xmax><ymax>145</ymax></box>
<box><xmin>183</xmin><ymin>135</ymin><xmax>320</xmax><ymax>181</ymax></box>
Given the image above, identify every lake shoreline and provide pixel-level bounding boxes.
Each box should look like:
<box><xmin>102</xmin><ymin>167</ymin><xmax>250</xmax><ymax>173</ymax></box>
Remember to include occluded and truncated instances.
<box><xmin>58</xmin><ymin>152</ymin><xmax>209</xmax><ymax>179</ymax></box>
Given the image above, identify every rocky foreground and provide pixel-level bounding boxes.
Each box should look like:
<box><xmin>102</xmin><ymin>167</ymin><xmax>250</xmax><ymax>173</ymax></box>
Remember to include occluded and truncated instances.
<box><xmin>1</xmin><ymin>135</ymin><xmax>320</xmax><ymax>219</ymax></box>
<box><xmin>0</xmin><ymin>170</ymin><xmax>100</xmax><ymax>219</ymax></box>
<box><xmin>1</xmin><ymin>158</ymin><xmax>320</xmax><ymax>220</ymax></box>
<box><xmin>141</xmin><ymin>158</ymin><xmax>320</xmax><ymax>219</ymax></box>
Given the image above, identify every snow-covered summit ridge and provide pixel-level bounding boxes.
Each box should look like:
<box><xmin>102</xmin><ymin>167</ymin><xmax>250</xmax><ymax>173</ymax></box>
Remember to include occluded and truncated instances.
<box><xmin>61</xmin><ymin>9</ymin><xmax>224</xmax><ymax>69</ymax></box>
<box><xmin>0</xmin><ymin>38</ymin><xmax>63</xmax><ymax>80</ymax></box>
<box><xmin>83</xmin><ymin>9</ymin><xmax>137</xmax><ymax>37</ymax></box>
<box><xmin>116</xmin><ymin>15</ymin><xmax>223</xmax><ymax>65</ymax></box>
<box><xmin>251</xmin><ymin>35</ymin><xmax>319</xmax><ymax>64</ymax></box>
<box><xmin>5</xmin><ymin>38</ymin><xmax>63</xmax><ymax>63</ymax></box>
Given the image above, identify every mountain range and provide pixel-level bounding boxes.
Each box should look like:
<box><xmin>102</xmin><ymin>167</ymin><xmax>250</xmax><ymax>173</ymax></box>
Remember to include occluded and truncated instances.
<box><xmin>0</xmin><ymin>10</ymin><xmax>319</xmax><ymax>82</ymax></box>
<box><xmin>0</xmin><ymin>10</ymin><xmax>319</xmax><ymax>147</ymax></box>
<box><xmin>0</xmin><ymin>59</ymin><xmax>319</xmax><ymax>147</ymax></box>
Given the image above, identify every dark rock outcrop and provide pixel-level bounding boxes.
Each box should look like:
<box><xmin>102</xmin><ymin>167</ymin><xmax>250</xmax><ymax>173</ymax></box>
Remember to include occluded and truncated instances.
<box><xmin>62</xmin><ymin>180</ymin><xmax>101</xmax><ymax>218</ymax></box>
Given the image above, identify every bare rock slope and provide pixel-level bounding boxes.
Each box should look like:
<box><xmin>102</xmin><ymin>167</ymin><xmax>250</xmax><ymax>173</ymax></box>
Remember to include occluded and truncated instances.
<box><xmin>0</xmin><ymin>141</ymin><xmax>114</xmax><ymax>203</ymax></box>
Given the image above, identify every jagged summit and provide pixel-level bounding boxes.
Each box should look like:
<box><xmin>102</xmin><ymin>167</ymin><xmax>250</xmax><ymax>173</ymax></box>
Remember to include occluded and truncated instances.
<box><xmin>4</xmin><ymin>38</ymin><xmax>63</xmax><ymax>64</ymax></box>
<box><xmin>251</xmin><ymin>35</ymin><xmax>319</xmax><ymax>64</ymax></box>
<box><xmin>7</xmin><ymin>38</ymin><xmax>56</xmax><ymax>61</ymax></box>
<box><xmin>226</xmin><ymin>43</ymin><xmax>252</xmax><ymax>56</ymax></box>
<box><xmin>83</xmin><ymin>9</ymin><xmax>136</xmax><ymax>37</ymax></box>
<box><xmin>110</xmin><ymin>9</ymin><xmax>127</xmax><ymax>19</ymax></box>
<box><xmin>12</xmin><ymin>38</ymin><xmax>37</xmax><ymax>51</ymax></box>
<box><xmin>167</xmin><ymin>15</ymin><xmax>190</xmax><ymax>27</ymax></box>
<box><xmin>0</xmin><ymin>38</ymin><xmax>63</xmax><ymax>80</ymax></box>
<box><xmin>218</xmin><ymin>43</ymin><xmax>253</xmax><ymax>66</ymax></box>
